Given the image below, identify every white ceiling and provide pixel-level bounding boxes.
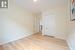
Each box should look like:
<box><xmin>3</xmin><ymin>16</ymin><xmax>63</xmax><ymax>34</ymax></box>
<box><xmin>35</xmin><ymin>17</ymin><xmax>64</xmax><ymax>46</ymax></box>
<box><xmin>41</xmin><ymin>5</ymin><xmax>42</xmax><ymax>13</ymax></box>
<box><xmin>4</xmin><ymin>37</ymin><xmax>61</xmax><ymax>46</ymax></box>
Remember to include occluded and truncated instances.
<box><xmin>16</xmin><ymin>0</ymin><xmax>67</xmax><ymax>13</ymax></box>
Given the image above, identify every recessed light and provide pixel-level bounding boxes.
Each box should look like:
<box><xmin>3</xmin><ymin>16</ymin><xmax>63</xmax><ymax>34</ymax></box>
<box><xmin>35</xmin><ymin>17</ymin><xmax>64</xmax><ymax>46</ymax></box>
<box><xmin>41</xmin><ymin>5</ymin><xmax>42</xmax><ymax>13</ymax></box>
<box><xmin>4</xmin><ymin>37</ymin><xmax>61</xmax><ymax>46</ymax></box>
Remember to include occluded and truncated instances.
<box><xmin>33</xmin><ymin>0</ymin><xmax>37</xmax><ymax>2</ymax></box>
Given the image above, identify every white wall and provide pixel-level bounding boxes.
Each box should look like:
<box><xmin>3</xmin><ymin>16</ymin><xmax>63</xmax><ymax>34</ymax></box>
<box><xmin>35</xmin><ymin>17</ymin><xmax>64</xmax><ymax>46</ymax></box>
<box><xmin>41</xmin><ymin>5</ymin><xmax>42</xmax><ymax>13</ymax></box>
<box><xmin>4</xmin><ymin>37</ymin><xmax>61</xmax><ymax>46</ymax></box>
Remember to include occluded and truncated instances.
<box><xmin>0</xmin><ymin>15</ymin><xmax>3</xmax><ymax>44</ymax></box>
<box><xmin>67</xmin><ymin>0</ymin><xmax>75</xmax><ymax>50</ymax></box>
<box><xmin>67</xmin><ymin>22</ymin><xmax>75</xmax><ymax>50</ymax></box>
<box><xmin>0</xmin><ymin>0</ymin><xmax>35</xmax><ymax>45</ymax></box>
<box><xmin>41</xmin><ymin>3</ymin><xmax>67</xmax><ymax>39</ymax></box>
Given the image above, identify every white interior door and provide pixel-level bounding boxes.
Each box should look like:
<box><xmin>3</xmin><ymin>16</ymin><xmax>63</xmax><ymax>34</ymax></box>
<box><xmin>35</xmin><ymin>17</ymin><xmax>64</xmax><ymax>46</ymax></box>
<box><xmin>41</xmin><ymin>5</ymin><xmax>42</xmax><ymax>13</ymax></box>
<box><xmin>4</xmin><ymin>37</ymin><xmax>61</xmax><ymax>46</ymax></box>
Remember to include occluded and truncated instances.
<box><xmin>42</xmin><ymin>15</ymin><xmax>56</xmax><ymax>36</ymax></box>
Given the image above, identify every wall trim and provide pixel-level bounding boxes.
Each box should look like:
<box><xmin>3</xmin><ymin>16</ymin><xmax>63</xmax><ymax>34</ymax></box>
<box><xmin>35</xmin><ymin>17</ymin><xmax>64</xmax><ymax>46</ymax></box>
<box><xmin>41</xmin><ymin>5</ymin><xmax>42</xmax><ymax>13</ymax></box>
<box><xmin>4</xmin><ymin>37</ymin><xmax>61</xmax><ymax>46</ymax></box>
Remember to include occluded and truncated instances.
<box><xmin>0</xmin><ymin>33</ymin><xmax>36</xmax><ymax>45</ymax></box>
<box><xmin>66</xmin><ymin>39</ymin><xmax>71</xmax><ymax>50</ymax></box>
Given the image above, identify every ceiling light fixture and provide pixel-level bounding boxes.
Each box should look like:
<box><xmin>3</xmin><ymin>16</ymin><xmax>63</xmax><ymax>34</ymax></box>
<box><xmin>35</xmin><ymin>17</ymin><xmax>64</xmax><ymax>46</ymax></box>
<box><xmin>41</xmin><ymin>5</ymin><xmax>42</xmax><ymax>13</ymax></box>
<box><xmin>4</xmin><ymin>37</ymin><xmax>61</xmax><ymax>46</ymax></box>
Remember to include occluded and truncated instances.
<box><xmin>33</xmin><ymin>0</ymin><xmax>37</xmax><ymax>2</ymax></box>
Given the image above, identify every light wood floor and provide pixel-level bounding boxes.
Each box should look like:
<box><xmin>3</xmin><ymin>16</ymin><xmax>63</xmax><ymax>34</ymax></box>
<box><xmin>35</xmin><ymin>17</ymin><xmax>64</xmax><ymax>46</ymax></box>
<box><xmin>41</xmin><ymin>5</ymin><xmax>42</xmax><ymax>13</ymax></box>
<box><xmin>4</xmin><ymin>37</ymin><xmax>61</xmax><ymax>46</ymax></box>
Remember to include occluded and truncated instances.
<box><xmin>0</xmin><ymin>33</ymin><xmax>69</xmax><ymax>50</ymax></box>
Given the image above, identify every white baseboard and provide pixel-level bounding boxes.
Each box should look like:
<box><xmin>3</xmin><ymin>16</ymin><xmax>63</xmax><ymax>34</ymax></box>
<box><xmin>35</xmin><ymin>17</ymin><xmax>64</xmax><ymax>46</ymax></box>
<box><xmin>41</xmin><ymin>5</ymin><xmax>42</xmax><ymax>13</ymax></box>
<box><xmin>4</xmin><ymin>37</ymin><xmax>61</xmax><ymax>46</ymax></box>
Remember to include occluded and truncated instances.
<box><xmin>0</xmin><ymin>33</ymin><xmax>35</xmax><ymax>45</ymax></box>
<box><xmin>66</xmin><ymin>40</ymin><xmax>71</xmax><ymax>50</ymax></box>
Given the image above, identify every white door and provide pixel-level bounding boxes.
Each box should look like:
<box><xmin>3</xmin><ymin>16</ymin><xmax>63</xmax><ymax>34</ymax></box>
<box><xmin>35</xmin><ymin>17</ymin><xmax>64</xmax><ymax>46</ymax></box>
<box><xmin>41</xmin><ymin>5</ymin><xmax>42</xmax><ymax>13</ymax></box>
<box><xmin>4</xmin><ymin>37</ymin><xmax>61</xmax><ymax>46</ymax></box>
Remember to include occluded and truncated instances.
<box><xmin>42</xmin><ymin>15</ymin><xmax>56</xmax><ymax>36</ymax></box>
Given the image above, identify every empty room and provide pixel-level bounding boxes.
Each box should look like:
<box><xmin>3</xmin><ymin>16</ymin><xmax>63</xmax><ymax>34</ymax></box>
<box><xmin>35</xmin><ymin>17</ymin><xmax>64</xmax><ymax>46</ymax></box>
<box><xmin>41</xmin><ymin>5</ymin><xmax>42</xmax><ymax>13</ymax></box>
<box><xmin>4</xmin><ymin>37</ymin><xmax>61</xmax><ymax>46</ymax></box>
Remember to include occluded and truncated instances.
<box><xmin>0</xmin><ymin>0</ymin><xmax>75</xmax><ymax>50</ymax></box>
